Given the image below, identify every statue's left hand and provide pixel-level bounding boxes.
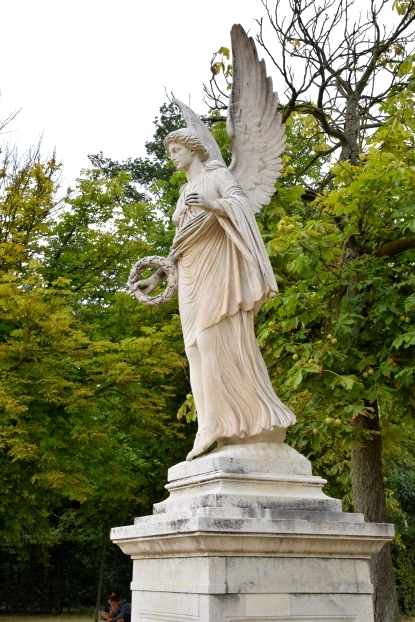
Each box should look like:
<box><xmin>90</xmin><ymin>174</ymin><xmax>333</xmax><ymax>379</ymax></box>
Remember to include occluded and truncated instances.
<box><xmin>185</xmin><ymin>193</ymin><xmax>225</xmax><ymax>215</ymax></box>
<box><xmin>135</xmin><ymin>271</ymin><xmax>162</xmax><ymax>295</ymax></box>
<box><xmin>129</xmin><ymin>257</ymin><xmax>177</xmax><ymax>306</ymax></box>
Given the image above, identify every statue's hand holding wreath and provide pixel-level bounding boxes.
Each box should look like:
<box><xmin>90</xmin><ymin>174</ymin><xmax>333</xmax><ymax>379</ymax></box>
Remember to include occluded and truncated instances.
<box><xmin>135</xmin><ymin>268</ymin><xmax>166</xmax><ymax>295</ymax></box>
<box><xmin>129</xmin><ymin>255</ymin><xmax>177</xmax><ymax>306</ymax></box>
<box><xmin>129</xmin><ymin>193</ymin><xmax>226</xmax><ymax>305</ymax></box>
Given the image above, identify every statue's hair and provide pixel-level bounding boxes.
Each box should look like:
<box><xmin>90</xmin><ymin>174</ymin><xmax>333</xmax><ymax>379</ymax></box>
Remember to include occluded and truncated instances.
<box><xmin>164</xmin><ymin>128</ymin><xmax>210</xmax><ymax>162</ymax></box>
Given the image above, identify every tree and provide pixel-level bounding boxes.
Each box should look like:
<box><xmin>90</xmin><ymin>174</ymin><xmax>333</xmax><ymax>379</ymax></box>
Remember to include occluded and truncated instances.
<box><xmin>0</xmin><ymin>123</ymin><xmax>192</xmax><ymax>610</ymax></box>
<box><xmin>205</xmin><ymin>3</ymin><xmax>415</xmax><ymax>620</ymax></box>
<box><xmin>89</xmin><ymin>101</ymin><xmax>185</xmax><ymax>207</ymax></box>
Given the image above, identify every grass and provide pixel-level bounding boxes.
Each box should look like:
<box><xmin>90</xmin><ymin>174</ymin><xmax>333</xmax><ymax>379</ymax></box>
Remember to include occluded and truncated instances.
<box><xmin>0</xmin><ymin>616</ymin><xmax>93</xmax><ymax>622</ymax></box>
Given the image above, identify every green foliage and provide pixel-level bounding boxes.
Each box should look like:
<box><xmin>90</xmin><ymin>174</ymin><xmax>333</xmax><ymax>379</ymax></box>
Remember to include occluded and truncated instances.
<box><xmin>389</xmin><ymin>460</ymin><xmax>415</xmax><ymax>614</ymax></box>
<box><xmin>280</xmin><ymin>114</ymin><xmax>338</xmax><ymax>186</ymax></box>
<box><xmin>2</xmin><ymin>74</ymin><xmax>415</xmax><ymax>609</ymax></box>
<box><xmin>255</xmin><ymin>86</ymin><xmax>415</xmax><ymax>507</ymax></box>
<box><xmin>89</xmin><ymin>101</ymin><xmax>184</xmax><ymax>207</ymax></box>
<box><xmin>394</xmin><ymin>0</ymin><xmax>415</xmax><ymax>16</ymax></box>
<box><xmin>211</xmin><ymin>120</ymin><xmax>232</xmax><ymax>165</ymax></box>
<box><xmin>0</xmin><ymin>106</ymin><xmax>193</xmax><ymax>610</ymax></box>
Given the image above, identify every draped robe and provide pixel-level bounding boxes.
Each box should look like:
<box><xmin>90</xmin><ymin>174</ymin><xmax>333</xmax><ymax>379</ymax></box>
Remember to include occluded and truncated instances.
<box><xmin>172</xmin><ymin>163</ymin><xmax>295</xmax><ymax>459</ymax></box>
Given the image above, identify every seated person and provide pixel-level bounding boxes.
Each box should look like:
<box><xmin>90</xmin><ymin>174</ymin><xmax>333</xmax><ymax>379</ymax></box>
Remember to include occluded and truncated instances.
<box><xmin>100</xmin><ymin>592</ymin><xmax>121</xmax><ymax>622</ymax></box>
<box><xmin>108</xmin><ymin>593</ymin><xmax>131</xmax><ymax>622</ymax></box>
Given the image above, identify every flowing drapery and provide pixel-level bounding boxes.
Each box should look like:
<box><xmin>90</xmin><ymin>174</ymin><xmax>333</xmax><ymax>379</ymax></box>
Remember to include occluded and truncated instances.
<box><xmin>172</xmin><ymin>164</ymin><xmax>295</xmax><ymax>458</ymax></box>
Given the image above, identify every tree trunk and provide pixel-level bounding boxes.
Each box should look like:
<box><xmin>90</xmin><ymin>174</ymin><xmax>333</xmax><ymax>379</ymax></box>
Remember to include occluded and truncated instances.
<box><xmin>47</xmin><ymin>545</ymin><xmax>65</xmax><ymax>614</ymax></box>
<box><xmin>95</xmin><ymin>539</ymin><xmax>107</xmax><ymax>622</ymax></box>
<box><xmin>351</xmin><ymin>409</ymin><xmax>399</xmax><ymax>622</ymax></box>
<box><xmin>340</xmin><ymin>97</ymin><xmax>360</xmax><ymax>163</ymax></box>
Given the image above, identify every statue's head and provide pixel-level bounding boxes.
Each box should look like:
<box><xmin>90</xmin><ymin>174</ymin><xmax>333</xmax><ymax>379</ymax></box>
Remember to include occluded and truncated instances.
<box><xmin>164</xmin><ymin>128</ymin><xmax>210</xmax><ymax>171</ymax></box>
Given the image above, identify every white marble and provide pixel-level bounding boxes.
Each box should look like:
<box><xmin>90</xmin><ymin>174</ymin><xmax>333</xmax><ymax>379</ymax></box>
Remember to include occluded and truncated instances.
<box><xmin>112</xmin><ymin>23</ymin><xmax>395</xmax><ymax>622</ymax></box>
<box><xmin>111</xmin><ymin>441</ymin><xmax>393</xmax><ymax>621</ymax></box>
<box><xmin>133</xmin><ymin>25</ymin><xmax>294</xmax><ymax>461</ymax></box>
<box><xmin>130</xmin><ymin>556</ymin><xmax>372</xmax><ymax>594</ymax></box>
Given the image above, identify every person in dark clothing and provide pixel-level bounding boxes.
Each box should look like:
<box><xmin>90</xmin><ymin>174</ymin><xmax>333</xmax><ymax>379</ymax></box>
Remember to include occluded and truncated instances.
<box><xmin>108</xmin><ymin>593</ymin><xmax>131</xmax><ymax>622</ymax></box>
<box><xmin>100</xmin><ymin>592</ymin><xmax>118</xmax><ymax>621</ymax></box>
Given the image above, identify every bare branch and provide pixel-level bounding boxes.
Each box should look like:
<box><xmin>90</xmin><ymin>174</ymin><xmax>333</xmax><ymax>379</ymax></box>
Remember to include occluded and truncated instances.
<box><xmin>203</xmin><ymin>0</ymin><xmax>415</xmax><ymax>184</ymax></box>
<box><xmin>0</xmin><ymin>108</ymin><xmax>21</xmax><ymax>134</ymax></box>
<box><xmin>294</xmin><ymin>142</ymin><xmax>342</xmax><ymax>179</ymax></box>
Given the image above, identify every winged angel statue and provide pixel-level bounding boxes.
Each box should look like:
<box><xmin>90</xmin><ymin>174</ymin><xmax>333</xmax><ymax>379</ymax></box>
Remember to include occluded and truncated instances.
<box><xmin>130</xmin><ymin>25</ymin><xmax>295</xmax><ymax>460</ymax></box>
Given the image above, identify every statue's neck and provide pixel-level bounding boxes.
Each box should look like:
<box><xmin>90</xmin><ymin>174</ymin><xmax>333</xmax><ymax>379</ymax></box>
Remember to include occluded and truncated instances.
<box><xmin>185</xmin><ymin>158</ymin><xmax>205</xmax><ymax>181</ymax></box>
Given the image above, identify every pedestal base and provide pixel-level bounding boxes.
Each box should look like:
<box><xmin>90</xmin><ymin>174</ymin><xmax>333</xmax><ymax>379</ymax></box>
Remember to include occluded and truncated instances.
<box><xmin>111</xmin><ymin>442</ymin><xmax>394</xmax><ymax>621</ymax></box>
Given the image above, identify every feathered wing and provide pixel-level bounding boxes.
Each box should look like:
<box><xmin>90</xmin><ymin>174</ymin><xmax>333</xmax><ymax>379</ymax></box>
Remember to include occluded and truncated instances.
<box><xmin>228</xmin><ymin>25</ymin><xmax>285</xmax><ymax>213</ymax></box>
<box><xmin>174</xmin><ymin>98</ymin><xmax>225</xmax><ymax>165</ymax></box>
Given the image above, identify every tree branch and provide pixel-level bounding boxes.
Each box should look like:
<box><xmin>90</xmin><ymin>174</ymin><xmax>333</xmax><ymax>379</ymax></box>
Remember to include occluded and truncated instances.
<box><xmin>375</xmin><ymin>237</ymin><xmax>415</xmax><ymax>257</ymax></box>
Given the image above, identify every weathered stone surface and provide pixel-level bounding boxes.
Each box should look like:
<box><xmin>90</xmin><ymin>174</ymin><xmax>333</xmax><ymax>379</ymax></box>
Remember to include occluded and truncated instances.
<box><xmin>155</xmin><ymin>442</ymin><xmax>335</xmax><ymax>517</ymax></box>
<box><xmin>168</xmin><ymin>438</ymin><xmax>309</xmax><ymax>480</ymax></box>
<box><xmin>111</xmin><ymin>442</ymin><xmax>394</xmax><ymax>621</ymax></box>
<box><xmin>130</xmin><ymin>556</ymin><xmax>372</xmax><ymax>595</ymax></box>
<box><xmin>131</xmin><ymin>590</ymin><xmax>371</xmax><ymax>621</ymax></box>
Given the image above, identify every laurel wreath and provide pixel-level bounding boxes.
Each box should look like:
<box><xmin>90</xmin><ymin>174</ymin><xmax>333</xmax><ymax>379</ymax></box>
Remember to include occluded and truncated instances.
<box><xmin>128</xmin><ymin>255</ymin><xmax>178</xmax><ymax>305</ymax></box>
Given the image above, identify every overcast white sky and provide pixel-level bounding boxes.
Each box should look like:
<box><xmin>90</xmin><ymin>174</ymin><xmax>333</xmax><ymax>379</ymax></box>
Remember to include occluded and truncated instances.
<box><xmin>0</xmin><ymin>0</ymin><xmax>262</xmax><ymax>189</ymax></box>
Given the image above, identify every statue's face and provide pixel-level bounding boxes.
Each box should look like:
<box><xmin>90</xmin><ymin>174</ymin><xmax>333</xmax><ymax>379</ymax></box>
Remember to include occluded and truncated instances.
<box><xmin>168</xmin><ymin>142</ymin><xmax>194</xmax><ymax>171</ymax></box>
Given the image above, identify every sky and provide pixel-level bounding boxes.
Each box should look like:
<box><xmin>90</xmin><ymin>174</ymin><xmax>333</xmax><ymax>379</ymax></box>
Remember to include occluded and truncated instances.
<box><xmin>0</xmin><ymin>0</ymin><xmax>261</xmax><ymax>189</ymax></box>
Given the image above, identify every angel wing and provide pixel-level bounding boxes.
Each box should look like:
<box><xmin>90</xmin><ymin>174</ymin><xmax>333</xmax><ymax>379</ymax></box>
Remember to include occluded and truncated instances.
<box><xmin>228</xmin><ymin>24</ymin><xmax>285</xmax><ymax>213</ymax></box>
<box><xmin>174</xmin><ymin>98</ymin><xmax>225</xmax><ymax>165</ymax></box>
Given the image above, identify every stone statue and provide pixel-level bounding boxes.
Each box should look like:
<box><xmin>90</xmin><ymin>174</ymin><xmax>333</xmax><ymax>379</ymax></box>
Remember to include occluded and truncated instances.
<box><xmin>130</xmin><ymin>24</ymin><xmax>295</xmax><ymax>460</ymax></box>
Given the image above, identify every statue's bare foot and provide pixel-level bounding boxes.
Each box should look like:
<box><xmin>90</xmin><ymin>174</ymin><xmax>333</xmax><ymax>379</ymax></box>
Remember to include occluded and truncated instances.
<box><xmin>186</xmin><ymin>430</ymin><xmax>218</xmax><ymax>461</ymax></box>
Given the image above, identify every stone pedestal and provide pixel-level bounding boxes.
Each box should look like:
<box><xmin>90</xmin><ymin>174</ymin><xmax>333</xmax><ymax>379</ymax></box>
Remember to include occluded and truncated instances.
<box><xmin>111</xmin><ymin>442</ymin><xmax>394</xmax><ymax>621</ymax></box>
